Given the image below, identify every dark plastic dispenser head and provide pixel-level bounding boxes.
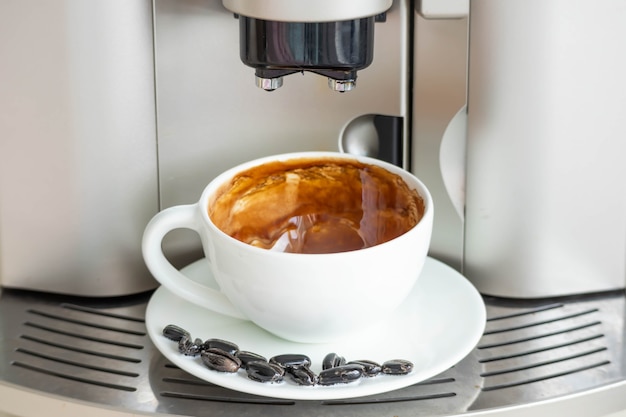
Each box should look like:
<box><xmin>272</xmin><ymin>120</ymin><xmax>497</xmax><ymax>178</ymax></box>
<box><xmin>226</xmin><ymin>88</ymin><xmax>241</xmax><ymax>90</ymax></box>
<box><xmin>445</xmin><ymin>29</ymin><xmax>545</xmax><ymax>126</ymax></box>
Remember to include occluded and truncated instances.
<box><xmin>239</xmin><ymin>16</ymin><xmax>375</xmax><ymax>91</ymax></box>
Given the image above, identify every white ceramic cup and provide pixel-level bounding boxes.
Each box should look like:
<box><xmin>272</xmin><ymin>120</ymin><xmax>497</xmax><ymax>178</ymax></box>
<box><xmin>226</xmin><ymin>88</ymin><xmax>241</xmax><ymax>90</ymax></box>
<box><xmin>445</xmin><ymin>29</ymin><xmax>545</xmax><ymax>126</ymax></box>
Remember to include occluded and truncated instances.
<box><xmin>142</xmin><ymin>152</ymin><xmax>433</xmax><ymax>343</ymax></box>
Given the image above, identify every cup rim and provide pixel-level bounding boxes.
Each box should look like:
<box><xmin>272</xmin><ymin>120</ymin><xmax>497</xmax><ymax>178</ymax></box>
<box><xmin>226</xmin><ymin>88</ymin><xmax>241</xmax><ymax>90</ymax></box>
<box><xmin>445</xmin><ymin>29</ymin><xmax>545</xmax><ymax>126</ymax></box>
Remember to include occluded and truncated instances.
<box><xmin>199</xmin><ymin>151</ymin><xmax>433</xmax><ymax>257</ymax></box>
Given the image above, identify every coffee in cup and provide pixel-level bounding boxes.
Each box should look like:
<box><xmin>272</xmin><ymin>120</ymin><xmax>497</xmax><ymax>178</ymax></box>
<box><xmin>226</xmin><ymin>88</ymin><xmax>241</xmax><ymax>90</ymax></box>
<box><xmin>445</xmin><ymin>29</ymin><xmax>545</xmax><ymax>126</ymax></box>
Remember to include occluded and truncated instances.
<box><xmin>208</xmin><ymin>157</ymin><xmax>425</xmax><ymax>254</ymax></box>
<box><xmin>142</xmin><ymin>152</ymin><xmax>433</xmax><ymax>343</ymax></box>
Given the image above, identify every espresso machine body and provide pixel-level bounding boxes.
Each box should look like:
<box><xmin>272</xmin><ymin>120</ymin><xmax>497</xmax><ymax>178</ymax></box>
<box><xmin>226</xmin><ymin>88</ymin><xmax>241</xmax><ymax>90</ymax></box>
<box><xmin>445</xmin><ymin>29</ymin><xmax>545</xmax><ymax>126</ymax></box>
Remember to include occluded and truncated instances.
<box><xmin>0</xmin><ymin>0</ymin><xmax>159</xmax><ymax>296</ymax></box>
<box><xmin>414</xmin><ymin>0</ymin><xmax>626</xmax><ymax>298</ymax></box>
<box><xmin>2</xmin><ymin>0</ymin><xmax>626</xmax><ymax>416</ymax></box>
<box><xmin>0</xmin><ymin>0</ymin><xmax>412</xmax><ymax>296</ymax></box>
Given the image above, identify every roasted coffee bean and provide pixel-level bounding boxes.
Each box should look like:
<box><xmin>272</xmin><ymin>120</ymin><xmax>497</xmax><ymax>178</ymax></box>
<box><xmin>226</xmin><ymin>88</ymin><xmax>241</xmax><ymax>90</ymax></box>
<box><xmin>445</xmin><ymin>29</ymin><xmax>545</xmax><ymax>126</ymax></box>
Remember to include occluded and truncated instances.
<box><xmin>382</xmin><ymin>359</ymin><xmax>414</xmax><ymax>375</ymax></box>
<box><xmin>178</xmin><ymin>335</ymin><xmax>203</xmax><ymax>356</ymax></box>
<box><xmin>164</xmin><ymin>324</ymin><xmax>415</xmax><ymax>383</ymax></box>
<box><xmin>203</xmin><ymin>338</ymin><xmax>239</xmax><ymax>355</ymax></box>
<box><xmin>269</xmin><ymin>354</ymin><xmax>311</xmax><ymax>369</ymax></box>
<box><xmin>322</xmin><ymin>353</ymin><xmax>346</xmax><ymax>370</ymax></box>
<box><xmin>163</xmin><ymin>324</ymin><xmax>190</xmax><ymax>341</ymax></box>
<box><xmin>246</xmin><ymin>360</ymin><xmax>284</xmax><ymax>383</ymax></box>
<box><xmin>347</xmin><ymin>360</ymin><xmax>382</xmax><ymax>377</ymax></box>
<box><xmin>177</xmin><ymin>334</ymin><xmax>191</xmax><ymax>353</ymax></box>
<box><xmin>269</xmin><ymin>362</ymin><xmax>285</xmax><ymax>376</ymax></box>
<box><xmin>318</xmin><ymin>364</ymin><xmax>364</xmax><ymax>385</ymax></box>
<box><xmin>286</xmin><ymin>366</ymin><xmax>318</xmax><ymax>386</ymax></box>
<box><xmin>201</xmin><ymin>348</ymin><xmax>242</xmax><ymax>373</ymax></box>
<box><xmin>237</xmin><ymin>351</ymin><xmax>268</xmax><ymax>369</ymax></box>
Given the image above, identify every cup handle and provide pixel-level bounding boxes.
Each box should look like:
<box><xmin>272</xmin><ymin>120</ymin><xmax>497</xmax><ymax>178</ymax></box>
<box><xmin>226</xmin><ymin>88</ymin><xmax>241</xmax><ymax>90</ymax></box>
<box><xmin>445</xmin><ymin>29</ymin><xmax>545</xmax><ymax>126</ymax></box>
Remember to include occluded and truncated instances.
<box><xmin>142</xmin><ymin>204</ymin><xmax>247</xmax><ymax>320</ymax></box>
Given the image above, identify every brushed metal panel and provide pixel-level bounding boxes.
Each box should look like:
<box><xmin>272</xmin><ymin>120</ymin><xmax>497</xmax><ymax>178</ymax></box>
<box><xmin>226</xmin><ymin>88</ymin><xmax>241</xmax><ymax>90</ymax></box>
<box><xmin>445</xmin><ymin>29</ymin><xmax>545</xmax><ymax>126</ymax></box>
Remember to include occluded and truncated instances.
<box><xmin>412</xmin><ymin>13</ymin><xmax>468</xmax><ymax>271</ymax></box>
<box><xmin>0</xmin><ymin>0</ymin><xmax>158</xmax><ymax>295</ymax></box>
<box><xmin>464</xmin><ymin>0</ymin><xmax>626</xmax><ymax>297</ymax></box>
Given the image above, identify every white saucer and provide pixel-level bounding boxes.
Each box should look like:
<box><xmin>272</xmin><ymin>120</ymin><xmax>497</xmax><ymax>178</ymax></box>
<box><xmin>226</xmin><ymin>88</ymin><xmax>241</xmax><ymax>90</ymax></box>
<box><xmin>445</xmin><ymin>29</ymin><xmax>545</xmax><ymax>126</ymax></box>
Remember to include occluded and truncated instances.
<box><xmin>146</xmin><ymin>257</ymin><xmax>486</xmax><ymax>400</ymax></box>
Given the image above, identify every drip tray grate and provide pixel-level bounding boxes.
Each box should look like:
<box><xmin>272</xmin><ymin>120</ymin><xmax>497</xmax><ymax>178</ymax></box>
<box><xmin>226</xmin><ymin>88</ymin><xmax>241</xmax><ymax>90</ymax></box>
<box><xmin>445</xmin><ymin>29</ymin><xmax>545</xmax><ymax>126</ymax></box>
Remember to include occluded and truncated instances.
<box><xmin>1</xmin><ymin>288</ymin><xmax>624</xmax><ymax>416</ymax></box>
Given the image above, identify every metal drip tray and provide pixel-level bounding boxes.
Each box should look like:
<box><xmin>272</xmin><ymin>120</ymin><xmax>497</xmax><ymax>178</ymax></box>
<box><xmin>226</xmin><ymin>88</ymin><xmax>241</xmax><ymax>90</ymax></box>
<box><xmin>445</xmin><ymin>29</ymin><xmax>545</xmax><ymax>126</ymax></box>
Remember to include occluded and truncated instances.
<box><xmin>1</xmin><ymin>288</ymin><xmax>625</xmax><ymax>416</ymax></box>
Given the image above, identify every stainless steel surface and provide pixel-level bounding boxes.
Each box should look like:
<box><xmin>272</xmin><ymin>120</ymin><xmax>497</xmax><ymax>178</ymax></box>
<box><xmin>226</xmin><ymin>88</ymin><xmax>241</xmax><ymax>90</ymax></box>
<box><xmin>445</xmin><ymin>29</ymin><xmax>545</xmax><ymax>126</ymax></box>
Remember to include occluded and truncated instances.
<box><xmin>0</xmin><ymin>0</ymin><xmax>158</xmax><ymax>296</ymax></box>
<box><xmin>411</xmin><ymin>12</ymin><xmax>467</xmax><ymax>272</ymax></box>
<box><xmin>1</xmin><ymin>286</ymin><xmax>624</xmax><ymax>416</ymax></box>
<box><xmin>463</xmin><ymin>0</ymin><xmax>626</xmax><ymax>298</ymax></box>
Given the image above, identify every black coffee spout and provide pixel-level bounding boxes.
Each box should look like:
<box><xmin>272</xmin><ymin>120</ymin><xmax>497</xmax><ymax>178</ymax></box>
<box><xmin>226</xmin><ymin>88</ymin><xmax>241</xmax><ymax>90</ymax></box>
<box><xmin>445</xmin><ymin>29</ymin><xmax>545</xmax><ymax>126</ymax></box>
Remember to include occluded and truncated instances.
<box><xmin>239</xmin><ymin>16</ymin><xmax>375</xmax><ymax>92</ymax></box>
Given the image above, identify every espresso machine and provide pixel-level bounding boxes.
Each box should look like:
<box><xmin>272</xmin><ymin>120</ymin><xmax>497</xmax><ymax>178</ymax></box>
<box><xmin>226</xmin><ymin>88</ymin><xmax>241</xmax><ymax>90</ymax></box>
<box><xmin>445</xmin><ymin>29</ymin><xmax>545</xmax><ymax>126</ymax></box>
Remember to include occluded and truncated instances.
<box><xmin>1</xmin><ymin>0</ymin><xmax>626</xmax><ymax>416</ymax></box>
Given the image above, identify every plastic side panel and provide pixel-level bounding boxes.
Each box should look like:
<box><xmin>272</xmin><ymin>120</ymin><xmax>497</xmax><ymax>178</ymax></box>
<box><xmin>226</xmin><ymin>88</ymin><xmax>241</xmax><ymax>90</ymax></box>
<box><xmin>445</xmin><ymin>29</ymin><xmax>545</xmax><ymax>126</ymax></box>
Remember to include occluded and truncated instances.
<box><xmin>0</xmin><ymin>0</ymin><xmax>158</xmax><ymax>295</ymax></box>
<box><xmin>464</xmin><ymin>0</ymin><xmax>626</xmax><ymax>297</ymax></box>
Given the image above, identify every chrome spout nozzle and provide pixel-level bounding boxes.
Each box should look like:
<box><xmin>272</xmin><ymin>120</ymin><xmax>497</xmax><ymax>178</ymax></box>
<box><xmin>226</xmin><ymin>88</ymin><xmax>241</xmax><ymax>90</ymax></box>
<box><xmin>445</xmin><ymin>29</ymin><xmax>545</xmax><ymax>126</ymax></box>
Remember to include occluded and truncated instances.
<box><xmin>328</xmin><ymin>78</ymin><xmax>356</xmax><ymax>92</ymax></box>
<box><xmin>255</xmin><ymin>76</ymin><xmax>283</xmax><ymax>91</ymax></box>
